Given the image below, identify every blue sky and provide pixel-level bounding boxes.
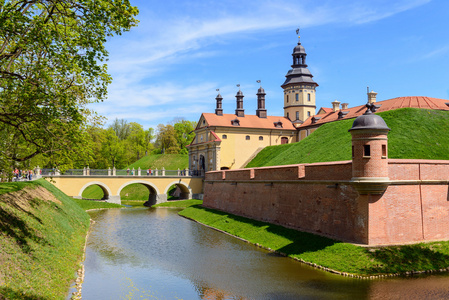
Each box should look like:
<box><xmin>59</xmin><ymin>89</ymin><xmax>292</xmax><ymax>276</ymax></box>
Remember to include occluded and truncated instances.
<box><xmin>90</xmin><ymin>0</ymin><xmax>449</xmax><ymax>130</ymax></box>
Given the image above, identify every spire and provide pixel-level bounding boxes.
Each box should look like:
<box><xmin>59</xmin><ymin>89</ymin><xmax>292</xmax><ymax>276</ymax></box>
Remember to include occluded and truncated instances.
<box><xmin>215</xmin><ymin>89</ymin><xmax>223</xmax><ymax>116</ymax></box>
<box><xmin>281</xmin><ymin>29</ymin><xmax>318</xmax><ymax>88</ymax></box>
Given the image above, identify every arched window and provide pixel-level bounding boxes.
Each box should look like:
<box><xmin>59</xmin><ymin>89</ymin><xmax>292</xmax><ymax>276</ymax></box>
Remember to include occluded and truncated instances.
<box><xmin>295</xmin><ymin>94</ymin><xmax>299</xmax><ymax>101</ymax></box>
<box><xmin>245</xmin><ymin>135</ymin><xmax>250</xmax><ymax>140</ymax></box>
<box><xmin>281</xmin><ymin>137</ymin><xmax>288</xmax><ymax>144</ymax></box>
<box><xmin>222</xmin><ymin>134</ymin><xmax>227</xmax><ymax>139</ymax></box>
<box><xmin>259</xmin><ymin>136</ymin><xmax>263</xmax><ymax>141</ymax></box>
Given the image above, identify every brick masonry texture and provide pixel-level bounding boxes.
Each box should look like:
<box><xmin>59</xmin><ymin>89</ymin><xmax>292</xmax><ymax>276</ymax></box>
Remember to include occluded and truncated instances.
<box><xmin>204</xmin><ymin>160</ymin><xmax>449</xmax><ymax>245</ymax></box>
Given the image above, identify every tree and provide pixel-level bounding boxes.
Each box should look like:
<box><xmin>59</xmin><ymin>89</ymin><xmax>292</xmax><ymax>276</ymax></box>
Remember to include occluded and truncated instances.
<box><xmin>111</xmin><ymin>118</ymin><xmax>131</xmax><ymax>140</ymax></box>
<box><xmin>101</xmin><ymin>128</ymin><xmax>124</xmax><ymax>169</ymax></box>
<box><xmin>174</xmin><ymin>119</ymin><xmax>196</xmax><ymax>154</ymax></box>
<box><xmin>144</xmin><ymin>127</ymin><xmax>155</xmax><ymax>155</ymax></box>
<box><xmin>156</xmin><ymin>124</ymin><xmax>179</xmax><ymax>154</ymax></box>
<box><xmin>126</xmin><ymin>122</ymin><xmax>145</xmax><ymax>161</ymax></box>
<box><xmin>0</xmin><ymin>1</ymin><xmax>138</xmax><ymax>169</ymax></box>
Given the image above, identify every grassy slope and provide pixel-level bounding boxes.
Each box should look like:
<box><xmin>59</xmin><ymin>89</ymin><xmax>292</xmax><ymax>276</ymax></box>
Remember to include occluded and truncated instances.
<box><xmin>247</xmin><ymin>108</ymin><xmax>449</xmax><ymax>168</ymax></box>
<box><xmin>128</xmin><ymin>154</ymin><xmax>189</xmax><ymax>170</ymax></box>
<box><xmin>0</xmin><ymin>179</ymin><xmax>90</xmax><ymax>299</ymax></box>
<box><xmin>180</xmin><ymin>205</ymin><xmax>449</xmax><ymax>276</ymax></box>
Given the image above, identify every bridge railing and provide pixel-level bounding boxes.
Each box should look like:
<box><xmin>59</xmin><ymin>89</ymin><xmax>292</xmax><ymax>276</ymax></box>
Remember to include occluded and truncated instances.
<box><xmin>40</xmin><ymin>167</ymin><xmax>205</xmax><ymax>177</ymax></box>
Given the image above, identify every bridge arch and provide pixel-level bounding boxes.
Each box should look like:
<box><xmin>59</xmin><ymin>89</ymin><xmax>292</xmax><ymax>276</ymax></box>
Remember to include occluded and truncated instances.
<box><xmin>164</xmin><ymin>180</ymin><xmax>192</xmax><ymax>200</ymax></box>
<box><xmin>78</xmin><ymin>181</ymin><xmax>113</xmax><ymax>200</ymax></box>
<box><xmin>117</xmin><ymin>180</ymin><xmax>161</xmax><ymax>205</ymax></box>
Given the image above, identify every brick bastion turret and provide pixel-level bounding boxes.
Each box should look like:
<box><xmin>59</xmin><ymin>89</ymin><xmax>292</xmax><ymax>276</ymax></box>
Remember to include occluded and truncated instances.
<box><xmin>203</xmin><ymin>106</ymin><xmax>449</xmax><ymax>246</ymax></box>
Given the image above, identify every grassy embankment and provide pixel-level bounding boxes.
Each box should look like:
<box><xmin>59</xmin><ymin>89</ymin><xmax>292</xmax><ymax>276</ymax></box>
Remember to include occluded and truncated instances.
<box><xmin>82</xmin><ymin>154</ymin><xmax>188</xmax><ymax>202</ymax></box>
<box><xmin>247</xmin><ymin>108</ymin><xmax>449</xmax><ymax>167</ymax></box>
<box><xmin>177</xmin><ymin>203</ymin><xmax>449</xmax><ymax>277</ymax></box>
<box><xmin>0</xmin><ymin>179</ymin><xmax>91</xmax><ymax>299</ymax></box>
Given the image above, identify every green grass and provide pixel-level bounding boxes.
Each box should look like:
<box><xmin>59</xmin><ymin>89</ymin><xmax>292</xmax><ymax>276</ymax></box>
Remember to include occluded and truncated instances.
<box><xmin>71</xmin><ymin>198</ymin><xmax>124</xmax><ymax>210</ymax></box>
<box><xmin>0</xmin><ymin>179</ymin><xmax>90</xmax><ymax>299</ymax></box>
<box><xmin>128</xmin><ymin>154</ymin><xmax>189</xmax><ymax>171</ymax></box>
<box><xmin>247</xmin><ymin>108</ymin><xmax>449</xmax><ymax>168</ymax></box>
<box><xmin>179</xmin><ymin>205</ymin><xmax>449</xmax><ymax>276</ymax></box>
<box><xmin>81</xmin><ymin>184</ymin><xmax>104</xmax><ymax>199</ymax></box>
<box><xmin>153</xmin><ymin>199</ymin><xmax>203</xmax><ymax>208</ymax></box>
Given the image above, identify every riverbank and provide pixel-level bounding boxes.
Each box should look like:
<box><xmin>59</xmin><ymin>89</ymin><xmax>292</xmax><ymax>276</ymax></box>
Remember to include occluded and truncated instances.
<box><xmin>176</xmin><ymin>202</ymin><xmax>449</xmax><ymax>277</ymax></box>
<box><xmin>0</xmin><ymin>179</ymin><xmax>91</xmax><ymax>299</ymax></box>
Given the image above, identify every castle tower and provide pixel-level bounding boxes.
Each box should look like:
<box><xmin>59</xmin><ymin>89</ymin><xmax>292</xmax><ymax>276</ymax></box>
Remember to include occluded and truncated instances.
<box><xmin>281</xmin><ymin>29</ymin><xmax>318</xmax><ymax>123</ymax></box>
<box><xmin>349</xmin><ymin>104</ymin><xmax>390</xmax><ymax>194</ymax></box>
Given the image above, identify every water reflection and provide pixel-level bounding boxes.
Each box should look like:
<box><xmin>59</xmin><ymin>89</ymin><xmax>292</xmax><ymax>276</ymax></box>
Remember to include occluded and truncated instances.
<box><xmin>81</xmin><ymin>208</ymin><xmax>449</xmax><ymax>300</ymax></box>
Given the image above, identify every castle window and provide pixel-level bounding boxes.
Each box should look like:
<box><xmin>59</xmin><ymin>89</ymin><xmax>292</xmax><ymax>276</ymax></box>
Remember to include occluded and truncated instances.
<box><xmin>308</xmin><ymin>93</ymin><xmax>311</xmax><ymax>101</ymax></box>
<box><xmin>296</xmin><ymin>111</ymin><xmax>299</xmax><ymax>120</ymax></box>
<box><xmin>222</xmin><ymin>134</ymin><xmax>227</xmax><ymax>139</ymax></box>
<box><xmin>281</xmin><ymin>137</ymin><xmax>288</xmax><ymax>144</ymax></box>
<box><xmin>295</xmin><ymin>94</ymin><xmax>299</xmax><ymax>101</ymax></box>
<box><xmin>352</xmin><ymin>146</ymin><xmax>354</xmax><ymax>158</ymax></box>
<box><xmin>202</xmin><ymin>120</ymin><xmax>206</xmax><ymax>125</ymax></box>
<box><xmin>363</xmin><ymin>145</ymin><xmax>371</xmax><ymax>157</ymax></box>
<box><xmin>286</xmin><ymin>112</ymin><xmax>289</xmax><ymax>119</ymax></box>
<box><xmin>382</xmin><ymin>144</ymin><xmax>387</xmax><ymax>158</ymax></box>
<box><xmin>246</xmin><ymin>135</ymin><xmax>250</xmax><ymax>140</ymax></box>
<box><xmin>286</xmin><ymin>95</ymin><xmax>289</xmax><ymax>103</ymax></box>
<box><xmin>200</xmin><ymin>135</ymin><xmax>203</xmax><ymax>142</ymax></box>
<box><xmin>259</xmin><ymin>136</ymin><xmax>263</xmax><ymax>141</ymax></box>
<box><xmin>307</xmin><ymin>111</ymin><xmax>311</xmax><ymax>117</ymax></box>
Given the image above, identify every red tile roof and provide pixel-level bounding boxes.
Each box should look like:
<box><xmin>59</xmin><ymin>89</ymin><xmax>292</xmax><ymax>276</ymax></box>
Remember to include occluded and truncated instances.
<box><xmin>317</xmin><ymin>107</ymin><xmax>333</xmax><ymax>114</ymax></box>
<box><xmin>300</xmin><ymin>96</ymin><xmax>449</xmax><ymax>128</ymax></box>
<box><xmin>201</xmin><ymin>113</ymin><xmax>296</xmax><ymax>130</ymax></box>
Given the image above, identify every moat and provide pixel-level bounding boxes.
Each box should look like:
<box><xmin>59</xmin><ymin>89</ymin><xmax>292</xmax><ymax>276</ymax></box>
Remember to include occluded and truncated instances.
<box><xmin>80</xmin><ymin>207</ymin><xmax>449</xmax><ymax>299</ymax></box>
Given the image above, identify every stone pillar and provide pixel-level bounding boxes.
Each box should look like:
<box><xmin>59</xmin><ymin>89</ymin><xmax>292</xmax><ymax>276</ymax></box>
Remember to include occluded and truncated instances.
<box><xmin>83</xmin><ymin>167</ymin><xmax>86</xmax><ymax>176</ymax></box>
<box><xmin>113</xmin><ymin>167</ymin><xmax>116</xmax><ymax>176</ymax></box>
<box><xmin>108</xmin><ymin>168</ymin><xmax>111</xmax><ymax>176</ymax></box>
<box><xmin>155</xmin><ymin>168</ymin><xmax>158</xmax><ymax>176</ymax></box>
<box><xmin>185</xmin><ymin>168</ymin><xmax>189</xmax><ymax>176</ymax></box>
<box><xmin>138</xmin><ymin>167</ymin><xmax>141</xmax><ymax>176</ymax></box>
<box><xmin>349</xmin><ymin>104</ymin><xmax>390</xmax><ymax>194</ymax></box>
<box><xmin>177</xmin><ymin>168</ymin><xmax>180</xmax><ymax>176</ymax></box>
<box><xmin>86</xmin><ymin>166</ymin><xmax>90</xmax><ymax>176</ymax></box>
<box><xmin>162</xmin><ymin>167</ymin><xmax>165</xmax><ymax>176</ymax></box>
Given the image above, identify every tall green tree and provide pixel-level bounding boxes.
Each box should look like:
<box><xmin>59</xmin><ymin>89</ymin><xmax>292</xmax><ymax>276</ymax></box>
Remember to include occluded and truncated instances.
<box><xmin>156</xmin><ymin>124</ymin><xmax>179</xmax><ymax>154</ymax></box>
<box><xmin>0</xmin><ymin>1</ymin><xmax>138</xmax><ymax>170</ymax></box>
<box><xmin>174</xmin><ymin>119</ymin><xmax>197</xmax><ymax>154</ymax></box>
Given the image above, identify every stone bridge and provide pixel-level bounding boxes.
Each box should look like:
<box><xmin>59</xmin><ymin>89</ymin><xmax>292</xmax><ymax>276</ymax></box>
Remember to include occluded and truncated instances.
<box><xmin>46</xmin><ymin>174</ymin><xmax>204</xmax><ymax>205</ymax></box>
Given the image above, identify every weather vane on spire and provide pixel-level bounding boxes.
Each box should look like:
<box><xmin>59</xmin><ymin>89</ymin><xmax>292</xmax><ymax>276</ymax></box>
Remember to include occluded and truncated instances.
<box><xmin>256</xmin><ymin>80</ymin><xmax>261</xmax><ymax>86</ymax></box>
<box><xmin>296</xmin><ymin>27</ymin><xmax>300</xmax><ymax>42</ymax></box>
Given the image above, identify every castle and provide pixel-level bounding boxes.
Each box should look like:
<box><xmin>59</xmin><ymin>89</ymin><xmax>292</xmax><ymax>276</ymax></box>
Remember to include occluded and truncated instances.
<box><xmin>191</xmin><ymin>32</ymin><xmax>449</xmax><ymax>246</ymax></box>
<box><xmin>187</xmin><ymin>32</ymin><xmax>449</xmax><ymax>174</ymax></box>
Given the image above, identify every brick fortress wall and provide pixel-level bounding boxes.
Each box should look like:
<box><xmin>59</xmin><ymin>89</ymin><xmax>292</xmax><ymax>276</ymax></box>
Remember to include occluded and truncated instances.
<box><xmin>203</xmin><ymin>160</ymin><xmax>449</xmax><ymax>246</ymax></box>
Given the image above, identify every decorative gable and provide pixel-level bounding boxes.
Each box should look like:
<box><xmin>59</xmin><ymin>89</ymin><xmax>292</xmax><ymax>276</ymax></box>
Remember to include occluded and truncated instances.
<box><xmin>231</xmin><ymin>118</ymin><xmax>240</xmax><ymax>126</ymax></box>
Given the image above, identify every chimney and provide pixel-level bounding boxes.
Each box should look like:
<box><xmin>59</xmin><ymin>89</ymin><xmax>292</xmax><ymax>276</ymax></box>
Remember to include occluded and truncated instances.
<box><xmin>235</xmin><ymin>89</ymin><xmax>244</xmax><ymax>117</ymax></box>
<box><xmin>368</xmin><ymin>90</ymin><xmax>377</xmax><ymax>104</ymax></box>
<box><xmin>215</xmin><ymin>93</ymin><xmax>223</xmax><ymax>116</ymax></box>
<box><xmin>256</xmin><ymin>86</ymin><xmax>267</xmax><ymax>118</ymax></box>
<box><xmin>341</xmin><ymin>103</ymin><xmax>349</xmax><ymax>110</ymax></box>
<box><xmin>332</xmin><ymin>100</ymin><xmax>340</xmax><ymax>112</ymax></box>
